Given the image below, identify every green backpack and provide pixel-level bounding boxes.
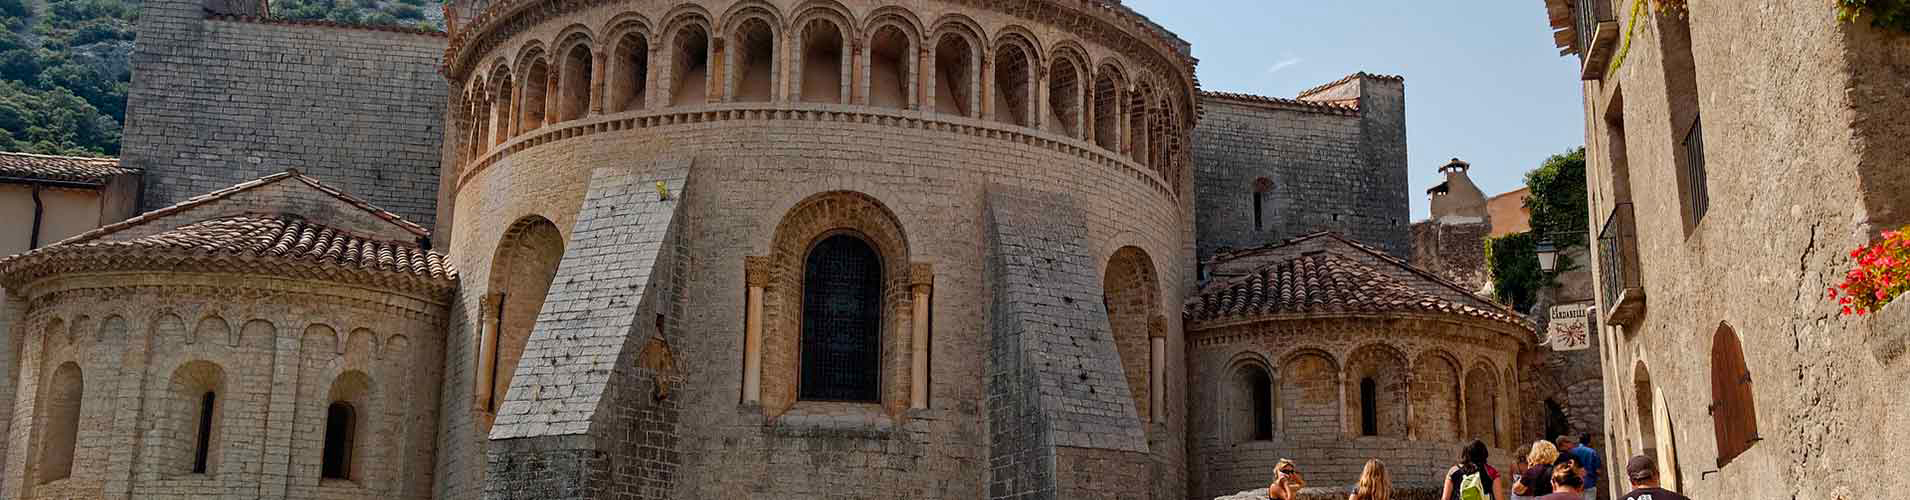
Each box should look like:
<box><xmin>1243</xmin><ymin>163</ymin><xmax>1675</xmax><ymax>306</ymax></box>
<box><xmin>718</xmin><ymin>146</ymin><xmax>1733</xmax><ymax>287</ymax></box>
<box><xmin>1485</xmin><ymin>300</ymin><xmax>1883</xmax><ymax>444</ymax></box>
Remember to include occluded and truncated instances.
<box><xmin>1457</xmin><ymin>469</ymin><xmax>1486</xmax><ymax>500</ymax></box>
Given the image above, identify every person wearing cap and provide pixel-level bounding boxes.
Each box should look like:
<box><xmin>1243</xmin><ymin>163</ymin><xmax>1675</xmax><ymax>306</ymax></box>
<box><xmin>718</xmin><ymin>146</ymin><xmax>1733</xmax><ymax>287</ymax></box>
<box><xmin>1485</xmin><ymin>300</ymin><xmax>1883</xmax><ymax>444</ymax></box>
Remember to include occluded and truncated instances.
<box><xmin>1620</xmin><ymin>455</ymin><xmax>1688</xmax><ymax>500</ymax></box>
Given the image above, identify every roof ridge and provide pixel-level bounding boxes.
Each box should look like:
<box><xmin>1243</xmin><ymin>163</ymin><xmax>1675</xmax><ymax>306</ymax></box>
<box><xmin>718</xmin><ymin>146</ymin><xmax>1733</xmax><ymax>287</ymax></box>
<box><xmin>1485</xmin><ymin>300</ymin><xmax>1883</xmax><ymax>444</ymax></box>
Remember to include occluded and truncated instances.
<box><xmin>1317</xmin><ymin>233</ymin><xmax>1524</xmax><ymax>316</ymax></box>
<box><xmin>1295</xmin><ymin>71</ymin><xmax>1406</xmax><ymax>100</ymax></box>
<box><xmin>1200</xmin><ymin>90</ymin><xmax>1360</xmax><ymax>116</ymax></box>
<box><xmin>38</xmin><ymin>170</ymin><xmax>302</xmax><ymax>249</ymax></box>
<box><xmin>0</xmin><ymin>151</ymin><xmax>122</xmax><ymax>162</ymax></box>
<box><xmin>286</xmin><ymin>173</ymin><xmax>432</xmax><ymax>237</ymax></box>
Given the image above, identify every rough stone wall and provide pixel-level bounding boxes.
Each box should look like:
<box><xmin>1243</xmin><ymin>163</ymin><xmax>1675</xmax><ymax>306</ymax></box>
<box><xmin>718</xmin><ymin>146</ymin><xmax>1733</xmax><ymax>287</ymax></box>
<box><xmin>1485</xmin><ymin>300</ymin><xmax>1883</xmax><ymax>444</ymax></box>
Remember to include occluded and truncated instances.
<box><xmin>1581</xmin><ymin>1</ymin><xmax>1910</xmax><ymax>498</ymax></box>
<box><xmin>1186</xmin><ymin>317</ymin><xmax>1524</xmax><ymax>499</ymax></box>
<box><xmin>985</xmin><ymin>185</ymin><xmax>1150</xmax><ymax>500</ymax></box>
<box><xmin>1193</xmin><ymin>86</ymin><xmax>1409</xmax><ymax>261</ymax></box>
<box><xmin>0</xmin><ymin>290</ymin><xmax>19</xmax><ymax>494</ymax></box>
<box><xmin>1408</xmin><ymin>221</ymin><xmax>1491</xmax><ymax>293</ymax></box>
<box><xmin>0</xmin><ymin>275</ymin><xmax>446</xmax><ymax>500</ymax></box>
<box><xmin>483</xmin><ymin>163</ymin><xmax>687</xmax><ymax>500</ymax></box>
<box><xmin>124</xmin><ymin>0</ymin><xmax>446</xmax><ymax>226</ymax></box>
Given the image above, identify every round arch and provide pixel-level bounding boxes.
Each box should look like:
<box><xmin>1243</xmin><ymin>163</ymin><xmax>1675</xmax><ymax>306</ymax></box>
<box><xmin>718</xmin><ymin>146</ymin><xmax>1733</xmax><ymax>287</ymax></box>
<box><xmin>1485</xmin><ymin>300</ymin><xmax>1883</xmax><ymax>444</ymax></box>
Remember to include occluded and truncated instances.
<box><xmin>1344</xmin><ymin>343</ymin><xmax>1409</xmax><ymax>438</ymax></box>
<box><xmin>1104</xmin><ymin>245</ymin><xmax>1160</xmax><ymax>423</ymax></box>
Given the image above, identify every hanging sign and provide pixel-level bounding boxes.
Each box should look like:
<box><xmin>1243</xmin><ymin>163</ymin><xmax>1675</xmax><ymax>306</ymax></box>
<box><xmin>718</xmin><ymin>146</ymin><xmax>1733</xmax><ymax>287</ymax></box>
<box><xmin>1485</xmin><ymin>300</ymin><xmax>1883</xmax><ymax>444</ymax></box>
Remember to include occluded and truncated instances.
<box><xmin>1548</xmin><ymin>305</ymin><xmax>1591</xmax><ymax>351</ymax></box>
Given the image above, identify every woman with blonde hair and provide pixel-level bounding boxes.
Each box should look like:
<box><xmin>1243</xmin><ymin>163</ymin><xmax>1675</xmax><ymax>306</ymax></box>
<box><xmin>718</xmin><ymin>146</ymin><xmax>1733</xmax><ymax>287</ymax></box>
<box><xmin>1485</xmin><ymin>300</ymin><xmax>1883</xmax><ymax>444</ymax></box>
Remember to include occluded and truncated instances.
<box><xmin>1515</xmin><ymin>440</ymin><xmax>1560</xmax><ymax>498</ymax></box>
<box><xmin>1348</xmin><ymin>459</ymin><xmax>1391</xmax><ymax>500</ymax></box>
<box><xmin>1266</xmin><ymin>458</ymin><xmax>1306</xmax><ymax>500</ymax></box>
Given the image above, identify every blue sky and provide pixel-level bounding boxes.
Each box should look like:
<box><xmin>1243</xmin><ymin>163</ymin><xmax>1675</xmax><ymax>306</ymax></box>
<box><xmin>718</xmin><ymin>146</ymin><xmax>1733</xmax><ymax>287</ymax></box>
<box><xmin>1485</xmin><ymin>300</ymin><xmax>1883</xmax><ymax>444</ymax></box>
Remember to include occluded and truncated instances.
<box><xmin>1124</xmin><ymin>0</ymin><xmax>1586</xmax><ymax>220</ymax></box>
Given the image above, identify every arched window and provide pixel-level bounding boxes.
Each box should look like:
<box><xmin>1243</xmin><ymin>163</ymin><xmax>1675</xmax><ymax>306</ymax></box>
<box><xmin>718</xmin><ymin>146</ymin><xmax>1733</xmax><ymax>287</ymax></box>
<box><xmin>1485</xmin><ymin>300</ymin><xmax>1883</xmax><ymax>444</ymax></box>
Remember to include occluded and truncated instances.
<box><xmin>482</xmin><ymin>217</ymin><xmax>566</xmax><ymax>420</ymax></box>
<box><xmin>992</xmin><ymin>40</ymin><xmax>1031</xmax><ymax>126</ymax></box>
<box><xmin>1229</xmin><ymin>362</ymin><xmax>1273</xmax><ymax>443</ymax></box>
<box><xmin>1047</xmin><ymin>55</ymin><xmax>1081</xmax><ymax>138</ymax></box>
<box><xmin>519</xmin><ymin>58</ymin><xmax>550</xmax><ymax>133</ymax></box>
<box><xmin>320</xmin><ymin>402</ymin><xmax>355</xmax><ymax>480</ymax></box>
<box><xmin>1360</xmin><ymin>377</ymin><xmax>1378</xmax><ymax>436</ymax></box>
<box><xmin>1128</xmin><ymin>83</ymin><xmax>1151</xmax><ymax>164</ymax></box>
<box><xmin>38</xmin><ymin>361</ymin><xmax>82</xmax><ymax>484</ymax></box>
<box><xmin>669</xmin><ymin>25</ymin><xmax>710</xmax><ymax>106</ymax></box>
<box><xmin>1710</xmin><ymin>323</ymin><xmax>1758</xmax><ymax>466</ymax></box>
<box><xmin>797</xmin><ymin>19</ymin><xmax>842</xmax><ymax>103</ymax></box>
<box><xmin>1253</xmin><ymin>177</ymin><xmax>1273</xmax><ymax>231</ymax></box>
<box><xmin>933</xmin><ymin>33</ymin><xmax>973</xmax><ymax>117</ymax></box>
<box><xmin>867</xmin><ymin>25</ymin><xmax>911</xmax><ymax>109</ymax></box>
<box><xmin>1103</xmin><ymin>246</ymin><xmax>1160</xmax><ymax>423</ymax></box>
<box><xmin>608</xmin><ymin>32</ymin><xmax>648</xmax><ymax>112</ymax></box>
<box><xmin>799</xmin><ymin>233</ymin><xmax>883</xmax><ymax>402</ymax></box>
<box><xmin>558</xmin><ymin>43</ymin><xmax>592</xmax><ymax>122</ymax></box>
<box><xmin>491</xmin><ymin>71</ymin><xmax>514</xmax><ymax>145</ymax></box>
<box><xmin>1465</xmin><ymin>365</ymin><xmax>1500</xmax><ymax>447</ymax></box>
<box><xmin>1092</xmin><ymin>68</ymin><xmax>1121</xmax><ymax>151</ymax></box>
<box><xmin>733</xmin><ymin>18</ymin><xmax>776</xmax><ymax>102</ymax></box>
<box><xmin>193</xmin><ymin>392</ymin><xmax>216</xmax><ymax>474</ymax></box>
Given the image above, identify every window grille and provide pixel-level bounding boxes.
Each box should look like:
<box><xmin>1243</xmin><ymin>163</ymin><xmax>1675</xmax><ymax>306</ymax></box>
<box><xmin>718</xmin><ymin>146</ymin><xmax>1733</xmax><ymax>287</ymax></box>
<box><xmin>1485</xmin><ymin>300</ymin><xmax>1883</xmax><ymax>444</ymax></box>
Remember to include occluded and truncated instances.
<box><xmin>1684</xmin><ymin>115</ymin><xmax>1709</xmax><ymax>223</ymax></box>
<box><xmin>799</xmin><ymin>234</ymin><xmax>883</xmax><ymax>403</ymax></box>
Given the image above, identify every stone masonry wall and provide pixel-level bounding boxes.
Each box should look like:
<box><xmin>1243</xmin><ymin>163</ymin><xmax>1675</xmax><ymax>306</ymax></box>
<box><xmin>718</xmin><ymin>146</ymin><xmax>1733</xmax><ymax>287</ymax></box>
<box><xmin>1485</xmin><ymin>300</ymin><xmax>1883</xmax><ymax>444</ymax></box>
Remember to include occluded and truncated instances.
<box><xmin>985</xmin><ymin>185</ymin><xmax>1149</xmax><ymax>499</ymax></box>
<box><xmin>1582</xmin><ymin>1</ymin><xmax>1910</xmax><ymax>498</ymax></box>
<box><xmin>125</xmin><ymin>0</ymin><xmax>446</xmax><ymax>226</ymax></box>
<box><xmin>0</xmin><ymin>275</ymin><xmax>446</xmax><ymax>500</ymax></box>
<box><xmin>1408</xmin><ymin>221</ymin><xmax>1490</xmax><ymax>293</ymax></box>
<box><xmin>1193</xmin><ymin>78</ymin><xmax>1409</xmax><ymax>262</ymax></box>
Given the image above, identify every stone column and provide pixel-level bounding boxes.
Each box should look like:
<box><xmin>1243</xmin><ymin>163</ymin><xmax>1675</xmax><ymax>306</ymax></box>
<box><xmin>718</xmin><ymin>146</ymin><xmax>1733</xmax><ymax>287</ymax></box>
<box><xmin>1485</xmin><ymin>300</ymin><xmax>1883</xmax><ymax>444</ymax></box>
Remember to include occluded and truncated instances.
<box><xmin>1336</xmin><ymin>368</ymin><xmax>1348</xmax><ymax>438</ymax></box>
<box><xmin>909</xmin><ymin>263</ymin><xmax>934</xmax><ymax>410</ymax></box>
<box><xmin>917</xmin><ymin>47</ymin><xmax>933</xmax><ymax>113</ymax></box>
<box><xmin>709</xmin><ymin>37</ymin><xmax>726</xmax><ymax>103</ymax></box>
<box><xmin>849</xmin><ymin>40</ymin><xmax>864</xmax><ymax>105</ymax></box>
<box><xmin>1148</xmin><ymin>314</ymin><xmax>1166</xmax><ymax>423</ymax></box>
<box><xmin>590</xmin><ymin>51</ymin><xmax>608</xmax><ymax>114</ymax></box>
<box><xmin>978</xmin><ymin>55</ymin><xmax>992</xmax><ymax>120</ymax></box>
<box><xmin>1404</xmin><ymin>373</ymin><xmax>1418</xmax><ymax>441</ymax></box>
<box><xmin>475</xmin><ymin>293</ymin><xmax>501</xmax><ymax>413</ymax></box>
<box><xmin>544</xmin><ymin>69</ymin><xmax>561</xmax><ymax>125</ymax></box>
<box><xmin>742</xmin><ymin>257</ymin><xmax>768</xmax><ymax>405</ymax></box>
<box><xmin>646</xmin><ymin>44</ymin><xmax>662</xmax><ymax>110</ymax></box>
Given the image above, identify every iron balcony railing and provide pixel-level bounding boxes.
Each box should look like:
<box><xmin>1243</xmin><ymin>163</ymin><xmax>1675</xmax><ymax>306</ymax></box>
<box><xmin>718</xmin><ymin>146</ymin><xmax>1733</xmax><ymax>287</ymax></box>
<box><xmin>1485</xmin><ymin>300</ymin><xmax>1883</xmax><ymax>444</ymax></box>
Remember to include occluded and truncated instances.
<box><xmin>1599</xmin><ymin>202</ymin><xmax>1645</xmax><ymax>325</ymax></box>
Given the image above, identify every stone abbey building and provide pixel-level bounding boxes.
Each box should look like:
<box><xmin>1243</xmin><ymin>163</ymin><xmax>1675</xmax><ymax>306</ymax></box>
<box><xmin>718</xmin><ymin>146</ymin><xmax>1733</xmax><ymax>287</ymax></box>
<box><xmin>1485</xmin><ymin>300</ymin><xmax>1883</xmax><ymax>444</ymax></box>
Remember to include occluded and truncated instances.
<box><xmin>0</xmin><ymin>1</ymin><xmax>1557</xmax><ymax>499</ymax></box>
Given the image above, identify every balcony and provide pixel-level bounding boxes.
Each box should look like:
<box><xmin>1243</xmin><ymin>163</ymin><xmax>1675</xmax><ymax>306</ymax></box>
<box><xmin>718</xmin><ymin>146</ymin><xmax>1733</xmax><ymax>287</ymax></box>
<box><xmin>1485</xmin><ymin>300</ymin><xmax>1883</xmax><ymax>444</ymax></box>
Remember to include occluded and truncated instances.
<box><xmin>1577</xmin><ymin>0</ymin><xmax>1620</xmax><ymax>80</ymax></box>
<box><xmin>1599</xmin><ymin>203</ymin><xmax>1646</xmax><ymax>326</ymax></box>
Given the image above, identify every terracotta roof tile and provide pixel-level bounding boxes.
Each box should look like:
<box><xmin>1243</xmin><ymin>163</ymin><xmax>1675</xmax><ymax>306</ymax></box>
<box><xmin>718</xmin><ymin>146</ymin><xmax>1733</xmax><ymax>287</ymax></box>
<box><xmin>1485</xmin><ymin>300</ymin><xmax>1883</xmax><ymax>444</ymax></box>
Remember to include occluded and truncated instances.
<box><xmin>0</xmin><ymin>152</ymin><xmax>138</xmax><ymax>185</ymax></box>
<box><xmin>1200</xmin><ymin>91</ymin><xmax>1360</xmax><ymax>116</ymax></box>
<box><xmin>0</xmin><ymin>213</ymin><xmax>455</xmax><ymax>293</ymax></box>
<box><xmin>45</xmin><ymin>168</ymin><xmax>429</xmax><ymax>251</ymax></box>
<box><xmin>1295</xmin><ymin>71</ymin><xmax>1406</xmax><ymax>100</ymax></box>
<box><xmin>1185</xmin><ymin>251</ymin><xmax>1525</xmax><ymax>329</ymax></box>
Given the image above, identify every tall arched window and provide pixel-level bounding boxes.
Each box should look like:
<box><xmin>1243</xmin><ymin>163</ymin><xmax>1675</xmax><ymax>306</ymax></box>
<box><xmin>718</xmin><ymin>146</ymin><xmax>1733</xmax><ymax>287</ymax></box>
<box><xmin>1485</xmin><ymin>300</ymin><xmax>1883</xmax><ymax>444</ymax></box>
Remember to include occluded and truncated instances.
<box><xmin>321</xmin><ymin>402</ymin><xmax>355</xmax><ymax>480</ymax></box>
<box><xmin>1047</xmin><ymin>55</ymin><xmax>1081</xmax><ymax>138</ymax></box>
<box><xmin>1229</xmin><ymin>362</ymin><xmax>1273</xmax><ymax>442</ymax></box>
<box><xmin>482</xmin><ymin>217</ymin><xmax>565</xmax><ymax>420</ymax></box>
<box><xmin>992</xmin><ymin>40</ymin><xmax>1031</xmax><ymax>126</ymax></box>
<box><xmin>519</xmin><ymin>57</ymin><xmax>550</xmax><ymax>133</ymax></box>
<box><xmin>558</xmin><ymin>42</ymin><xmax>593</xmax><ymax>122</ymax></box>
<box><xmin>608</xmin><ymin>32</ymin><xmax>648</xmax><ymax>112</ymax></box>
<box><xmin>1360</xmin><ymin>377</ymin><xmax>1378</xmax><ymax>436</ymax></box>
<box><xmin>1253</xmin><ymin>177</ymin><xmax>1273</xmax><ymax>231</ymax></box>
<box><xmin>733</xmin><ymin>18</ymin><xmax>776</xmax><ymax>102</ymax></box>
<box><xmin>39</xmin><ymin>361</ymin><xmax>83</xmax><ymax>484</ymax></box>
<box><xmin>1128</xmin><ymin>83</ymin><xmax>1151</xmax><ymax>164</ymax></box>
<box><xmin>193</xmin><ymin>392</ymin><xmax>216</xmax><ymax>474</ymax></box>
<box><xmin>491</xmin><ymin>71</ymin><xmax>514</xmax><ymax>145</ymax></box>
<box><xmin>933</xmin><ymin>33</ymin><xmax>973</xmax><ymax>117</ymax></box>
<box><xmin>1710</xmin><ymin>323</ymin><xmax>1758</xmax><ymax>466</ymax></box>
<box><xmin>1092</xmin><ymin>68</ymin><xmax>1121</xmax><ymax>151</ymax></box>
<box><xmin>799</xmin><ymin>233</ymin><xmax>883</xmax><ymax>402</ymax></box>
<box><xmin>867</xmin><ymin>25</ymin><xmax>911</xmax><ymax>109</ymax></box>
<box><xmin>797</xmin><ymin>19</ymin><xmax>842</xmax><ymax>103</ymax></box>
<box><xmin>669</xmin><ymin>24</ymin><xmax>710</xmax><ymax>106</ymax></box>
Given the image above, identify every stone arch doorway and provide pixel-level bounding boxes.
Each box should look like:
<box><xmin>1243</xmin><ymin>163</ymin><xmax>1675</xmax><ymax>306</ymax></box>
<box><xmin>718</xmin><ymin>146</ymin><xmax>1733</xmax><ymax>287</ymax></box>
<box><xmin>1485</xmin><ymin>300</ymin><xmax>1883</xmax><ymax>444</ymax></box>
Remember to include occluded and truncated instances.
<box><xmin>1103</xmin><ymin>245</ymin><xmax>1160</xmax><ymax>424</ymax></box>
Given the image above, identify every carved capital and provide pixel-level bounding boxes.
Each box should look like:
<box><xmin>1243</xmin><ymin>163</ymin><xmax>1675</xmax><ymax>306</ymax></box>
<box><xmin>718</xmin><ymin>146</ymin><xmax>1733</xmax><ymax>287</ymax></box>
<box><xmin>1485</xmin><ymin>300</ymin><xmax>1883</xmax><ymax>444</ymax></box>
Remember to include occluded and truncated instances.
<box><xmin>744</xmin><ymin>256</ymin><xmax>771</xmax><ymax>288</ymax></box>
<box><xmin>1149</xmin><ymin>313</ymin><xmax>1168</xmax><ymax>339</ymax></box>
<box><xmin>909</xmin><ymin>262</ymin><xmax>934</xmax><ymax>292</ymax></box>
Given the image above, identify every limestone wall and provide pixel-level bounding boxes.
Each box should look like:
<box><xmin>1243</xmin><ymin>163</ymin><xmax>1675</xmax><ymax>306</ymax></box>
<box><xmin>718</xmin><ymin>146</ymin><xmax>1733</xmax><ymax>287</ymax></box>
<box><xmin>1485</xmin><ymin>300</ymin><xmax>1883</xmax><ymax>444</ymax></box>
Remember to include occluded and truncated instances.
<box><xmin>1193</xmin><ymin>79</ymin><xmax>1410</xmax><ymax>262</ymax></box>
<box><xmin>1187</xmin><ymin>317</ymin><xmax>1525</xmax><ymax>499</ymax></box>
<box><xmin>124</xmin><ymin>0</ymin><xmax>447</xmax><ymax>227</ymax></box>
<box><xmin>1581</xmin><ymin>1</ymin><xmax>1910</xmax><ymax>498</ymax></box>
<box><xmin>0</xmin><ymin>274</ymin><xmax>447</xmax><ymax>500</ymax></box>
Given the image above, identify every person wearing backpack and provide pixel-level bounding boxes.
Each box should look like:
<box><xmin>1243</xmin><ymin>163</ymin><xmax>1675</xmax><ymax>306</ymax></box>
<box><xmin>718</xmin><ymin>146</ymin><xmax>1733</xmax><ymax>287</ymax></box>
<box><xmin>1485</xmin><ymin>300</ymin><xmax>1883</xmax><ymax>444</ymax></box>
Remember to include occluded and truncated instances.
<box><xmin>1440</xmin><ymin>440</ymin><xmax>1496</xmax><ymax>500</ymax></box>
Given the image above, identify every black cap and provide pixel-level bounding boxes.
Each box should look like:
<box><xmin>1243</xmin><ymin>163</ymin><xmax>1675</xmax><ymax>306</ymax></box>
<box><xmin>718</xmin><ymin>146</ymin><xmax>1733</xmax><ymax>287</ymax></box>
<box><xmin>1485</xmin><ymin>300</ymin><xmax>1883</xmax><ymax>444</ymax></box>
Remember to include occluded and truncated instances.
<box><xmin>1626</xmin><ymin>454</ymin><xmax>1657</xmax><ymax>481</ymax></box>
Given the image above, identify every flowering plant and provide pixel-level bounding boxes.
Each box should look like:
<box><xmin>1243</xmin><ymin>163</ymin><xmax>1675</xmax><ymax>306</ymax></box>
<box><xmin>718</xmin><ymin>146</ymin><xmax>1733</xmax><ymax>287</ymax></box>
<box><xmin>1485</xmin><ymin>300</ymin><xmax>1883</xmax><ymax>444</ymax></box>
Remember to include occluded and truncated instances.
<box><xmin>1829</xmin><ymin>226</ymin><xmax>1910</xmax><ymax>316</ymax></box>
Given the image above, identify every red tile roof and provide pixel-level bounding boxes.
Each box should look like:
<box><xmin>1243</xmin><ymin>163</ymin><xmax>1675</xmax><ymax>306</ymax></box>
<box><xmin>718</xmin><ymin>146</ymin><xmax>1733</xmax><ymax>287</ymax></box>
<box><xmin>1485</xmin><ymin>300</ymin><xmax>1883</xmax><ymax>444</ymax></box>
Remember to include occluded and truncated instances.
<box><xmin>1185</xmin><ymin>250</ymin><xmax>1527</xmax><ymax>329</ymax></box>
<box><xmin>1295</xmin><ymin>72</ymin><xmax>1405</xmax><ymax>100</ymax></box>
<box><xmin>1200</xmin><ymin>91</ymin><xmax>1360</xmax><ymax>116</ymax></box>
<box><xmin>0</xmin><ymin>213</ymin><xmax>455</xmax><ymax>293</ymax></box>
<box><xmin>0</xmin><ymin>152</ymin><xmax>138</xmax><ymax>185</ymax></box>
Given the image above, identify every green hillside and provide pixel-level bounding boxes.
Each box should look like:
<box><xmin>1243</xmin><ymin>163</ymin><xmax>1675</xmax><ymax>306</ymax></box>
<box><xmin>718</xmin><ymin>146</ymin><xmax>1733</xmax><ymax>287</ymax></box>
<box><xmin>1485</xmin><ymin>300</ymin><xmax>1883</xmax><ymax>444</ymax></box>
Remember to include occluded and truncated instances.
<box><xmin>0</xmin><ymin>0</ymin><xmax>443</xmax><ymax>157</ymax></box>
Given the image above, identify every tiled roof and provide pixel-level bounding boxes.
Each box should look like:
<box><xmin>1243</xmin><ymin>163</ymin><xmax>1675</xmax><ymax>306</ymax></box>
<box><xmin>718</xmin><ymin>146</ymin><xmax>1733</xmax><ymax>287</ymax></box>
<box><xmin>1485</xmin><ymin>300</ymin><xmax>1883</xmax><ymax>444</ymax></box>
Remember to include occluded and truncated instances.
<box><xmin>44</xmin><ymin>168</ymin><xmax>428</xmax><ymax>251</ymax></box>
<box><xmin>0</xmin><ymin>213</ymin><xmax>455</xmax><ymax>293</ymax></box>
<box><xmin>0</xmin><ymin>152</ymin><xmax>138</xmax><ymax>185</ymax></box>
<box><xmin>1199</xmin><ymin>91</ymin><xmax>1360</xmax><ymax>116</ymax></box>
<box><xmin>1184</xmin><ymin>251</ymin><xmax>1527</xmax><ymax>329</ymax></box>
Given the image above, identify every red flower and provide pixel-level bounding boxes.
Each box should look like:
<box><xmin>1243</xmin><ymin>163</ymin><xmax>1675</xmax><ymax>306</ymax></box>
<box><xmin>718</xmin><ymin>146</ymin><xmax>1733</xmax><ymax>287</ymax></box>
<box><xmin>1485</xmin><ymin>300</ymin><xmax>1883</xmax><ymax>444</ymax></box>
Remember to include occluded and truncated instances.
<box><xmin>1844</xmin><ymin>306</ymin><xmax>1854</xmax><ymax>315</ymax></box>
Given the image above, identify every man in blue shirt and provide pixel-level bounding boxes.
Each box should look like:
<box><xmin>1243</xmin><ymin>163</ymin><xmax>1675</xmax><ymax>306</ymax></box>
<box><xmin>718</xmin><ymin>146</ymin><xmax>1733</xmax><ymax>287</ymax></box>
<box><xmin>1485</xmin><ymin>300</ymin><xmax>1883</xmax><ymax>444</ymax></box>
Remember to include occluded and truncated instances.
<box><xmin>1558</xmin><ymin>435</ymin><xmax>1603</xmax><ymax>500</ymax></box>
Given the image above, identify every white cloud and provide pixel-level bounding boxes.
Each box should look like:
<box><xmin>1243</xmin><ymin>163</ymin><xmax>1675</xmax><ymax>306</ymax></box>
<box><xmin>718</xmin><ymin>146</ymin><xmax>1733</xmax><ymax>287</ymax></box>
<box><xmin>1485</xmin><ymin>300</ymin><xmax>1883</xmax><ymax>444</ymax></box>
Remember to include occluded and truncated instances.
<box><xmin>1264</xmin><ymin>57</ymin><xmax>1303</xmax><ymax>74</ymax></box>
